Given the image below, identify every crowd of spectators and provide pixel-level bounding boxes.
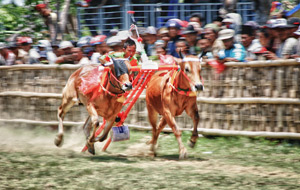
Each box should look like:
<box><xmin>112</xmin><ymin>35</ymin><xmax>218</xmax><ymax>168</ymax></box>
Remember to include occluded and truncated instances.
<box><xmin>1</xmin><ymin>9</ymin><xmax>300</xmax><ymax>69</ymax></box>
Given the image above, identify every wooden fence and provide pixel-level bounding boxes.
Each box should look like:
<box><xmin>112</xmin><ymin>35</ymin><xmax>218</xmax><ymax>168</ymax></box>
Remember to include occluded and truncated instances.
<box><xmin>1</xmin><ymin>60</ymin><xmax>300</xmax><ymax>139</ymax></box>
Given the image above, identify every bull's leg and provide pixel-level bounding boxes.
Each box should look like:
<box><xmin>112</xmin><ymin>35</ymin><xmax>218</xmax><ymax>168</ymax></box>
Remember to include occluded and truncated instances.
<box><xmin>55</xmin><ymin>98</ymin><xmax>76</xmax><ymax>147</ymax></box>
<box><xmin>163</xmin><ymin>111</ymin><xmax>187</xmax><ymax>159</ymax></box>
<box><xmin>149</xmin><ymin>117</ymin><xmax>167</xmax><ymax>155</ymax></box>
<box><xmin>82</xmin><ymin>116</ymin><xmax>92</xmax><ymax>140</ymax></box>
<box><xmin>146</xmin><ymin>105</ymin><xmax>158</xmax><ymax>146</ymax></box>
<box><xmin>85</xmin><ymin>103</ymin><xmax>100</xmax><ymax>155</ymax></box>
<box><xmin>185</xmin><ymin>103</ymin><xmax>200</xmax><ymax>148</ymax></box>
<box><xmin>95</xmin><ymin>119</ymin><xmax>114</xmax><ymax>142</ymax></box>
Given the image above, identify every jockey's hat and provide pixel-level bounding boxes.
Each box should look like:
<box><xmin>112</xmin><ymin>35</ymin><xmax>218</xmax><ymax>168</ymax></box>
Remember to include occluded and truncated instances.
<box><xmin>117</xmin><ymin>30</ymin><xmax>130</xmax><ymax>41</ymax></box>
<box><xmin>106</xmin><ymin>36</ymin><xmax>122</xmax><ymax>47</ymax></box>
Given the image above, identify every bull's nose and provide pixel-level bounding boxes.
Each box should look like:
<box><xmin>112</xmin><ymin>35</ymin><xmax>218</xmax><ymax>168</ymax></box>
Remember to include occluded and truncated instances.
<box><xmin>124</xmin><ymin>82</ymin><xmax>132</xmax><ymax>90</ymax></box>
<box><xmin>195</xmin><ymin>84</ymin><xmax>204</xmax><ymax>91</ymax></box>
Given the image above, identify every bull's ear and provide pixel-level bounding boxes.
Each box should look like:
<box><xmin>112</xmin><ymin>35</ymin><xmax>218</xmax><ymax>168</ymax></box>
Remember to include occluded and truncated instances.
<box><xmin>173</xmin><ymin>57</ymin><xmax>184</xmax><ymax>70</ymax></box>
<box><xmin>124</xmin><ymin>60</ymin><xmax>132</xmax><ymax>72</ymax></box>
<box><xmin>179</xmin><ymin>49</ymin><xmax>184</xmax><ymax>59</ymax></box>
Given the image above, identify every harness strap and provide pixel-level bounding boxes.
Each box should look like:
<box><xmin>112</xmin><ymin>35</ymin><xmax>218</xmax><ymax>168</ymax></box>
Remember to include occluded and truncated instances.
<box><xmin>98</xmin><ymin>67</ymin><xmax>124</xmax><ymax>98</ymax></box>
<box><xmin>168</xmin><ymin>69</ymin><xmax>196</xmax><ymax>97</ymax></box>
<box><xmin>169</xmin><ymin>83</ymin><xmax>197</xmax><ymax>97</ymax></box>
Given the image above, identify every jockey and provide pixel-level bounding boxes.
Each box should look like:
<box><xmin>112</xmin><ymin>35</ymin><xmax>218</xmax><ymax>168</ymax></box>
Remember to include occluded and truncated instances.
<box><xmin>100</xmin><ymin>38</ymin><xmax>138</xmax><ymax>67</ymax></box>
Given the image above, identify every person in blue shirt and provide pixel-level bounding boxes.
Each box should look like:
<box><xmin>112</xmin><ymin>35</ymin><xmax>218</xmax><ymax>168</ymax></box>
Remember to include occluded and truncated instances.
<box><xmin>217</xmin><ymin>29</ymin><xmax>246</xmax><ymax>62</ymax></box>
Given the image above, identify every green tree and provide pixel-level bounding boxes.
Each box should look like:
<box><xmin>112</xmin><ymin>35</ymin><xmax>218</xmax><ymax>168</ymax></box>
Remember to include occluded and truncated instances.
<box><xmin>0</xmin><ymin>0</ymin><xmax>77</xmax><ymax>42</ymax></box>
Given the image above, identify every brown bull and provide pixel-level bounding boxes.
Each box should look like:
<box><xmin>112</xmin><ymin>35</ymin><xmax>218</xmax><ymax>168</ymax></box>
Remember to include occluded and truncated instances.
<box><xmin>54</xmin><ymin>58</ymin><xmax>132</xmax><ymax>155</ymax></box>
<box><xmin>146</xmin><ymin>55</ymin><xmax>203</xmax><ymax>159</ymax></box>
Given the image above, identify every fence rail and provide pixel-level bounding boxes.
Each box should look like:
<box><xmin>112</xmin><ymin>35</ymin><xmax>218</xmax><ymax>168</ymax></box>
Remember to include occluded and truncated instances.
<box><xmin>76</xmin><ymin>2</ymin><xmax>255</xmax><ymax>36</ymax></box>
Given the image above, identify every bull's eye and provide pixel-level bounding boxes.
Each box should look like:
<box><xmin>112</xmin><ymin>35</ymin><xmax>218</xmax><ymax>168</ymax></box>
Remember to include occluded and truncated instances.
<box><xmin>185</xmin><ymin>67</ymin><xmax>190</xmax><ymax>73</ymax></box>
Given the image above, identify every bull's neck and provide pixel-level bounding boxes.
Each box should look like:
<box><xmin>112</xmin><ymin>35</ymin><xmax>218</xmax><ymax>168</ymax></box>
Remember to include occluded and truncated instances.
<box><xmin>106</xmin><ymin>73</ymin><xmax>124</xmax><ymax>95</ymax></box>
<box><xmin>174</xmin><ymin>71</ymin><xmax>191</xmax><ymax>91</ymax></box>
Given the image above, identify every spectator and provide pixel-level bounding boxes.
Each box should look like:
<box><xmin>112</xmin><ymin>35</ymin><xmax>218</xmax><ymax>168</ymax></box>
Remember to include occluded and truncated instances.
<box><xmin>175</xmin><ymin>39</ymin><xmax>189</xmax><ymax>57</ymax></box>
<box><xmin>155</xmin><ymin>45</ymin><xmax>167</xmax><ymax>56</ymax></box>
<box><xmin>240</xmin><ymin>25</ymin><xmax>262</xmax><ymax>61</ymax></box>
<box><xmin>35</xmin><ymin>4</ymin><xmax>57</xmax><ymax>41</ymax></box>
<box><xmin>106</xmin><ymin>36</ymin><xmax>123</xmax><ymax>52</ymax></box>
<box><xmin>77</xmin><ymin>36</ymin><xmax>93</xmax><ymax>59</ymax></box>
<box><xmin>222</xmin><ymin>12</ymin><xmax>242</xmax><ymax>34</ymax></box>
<box><xmin>264</xmin><ymin>19</ymin><xmax>280</xmax><ymax>53</ymax></box>
<box><xmin>182</xmin><ymin>25</ymin><xmax>199</xmax><ymax>55</ymax></box>
<box><xmin>90</xmin><ymin>35</ymin><xmax>108</xmax><ymax>64</ymax></box>
<box><xmin>212</xmin><ymin>16</ymin><xmax>223</xmax><ymax>28</ymax></box>
<box><xmin>165</xmin><ymin>19</ymin><xmax>182</xmax><ymax>57</ymax></box>
<box><xmin>217</xmin><ymin>29</ymin><xmax>246</xmax><ymax>62</ymax></box>
<box><xmin>17</xmin><ymin>37</ymin><xmax>40</xmax><ymax>64</ymax></box>
<box><xmin>291</xmin><ymin>26</ymin><xmax>300</xmax><ymax>58</ymax></box>
<box><xmin>36</xmin><ymin>40</ymin><xmax>57</xmax><ymax>64</ymax></box>
<box><xmin>189</xmin><ymin>13</ymin><xmax>203</xmax><ymax>27</ymax></box>
<box><xmin>197</xmin><ymin>38</ymin><xmax>214</xmax><ymax>61</ymax></box>
<box><xmin>264</xmin><ymin>18</ymin><xmax>298</xmax><ymax>60</ymax></box>
<box><xmin>72</xmin><ymin>47</ymin><xmax>90</xmax><ymax>65</ymax></box>
<box><xmin>203</xmin><ymin>23</ymin><xmax>224</xmax><ymax>57</ymax></box>
<box><xmin>254</xmin><ymin>28</ymin><xmax>271</xmax><ymax>60</ymax></box>
<box><xmin>287</xmin><ymin>17</ymin><xmax>300</xmax><ymax>38</ymax></box>
<box><xmin>51</xmin><ymin>42</ymin><xmax>62</xmax><ymax>58</ymax></box>
<box><xmin>7</xmin><ymin>42</ymin><xmax>19</xmax><ymax>64</ymax></box>
<box><xmin>0</xmin><ymin>42</ymin><xmax>16</xmax><ymax>66</ymax></box>
<box><xmin>109</xmin><ymin>29</ymin><xmax>119</xmax><ymax>37</ymax></box>
<box><xmin>157</xmin><ymin>27</ymin><xmax>170</xmax><ymax>48</ymax></box>
<box><xmin>144</xmin><ymin>26</ymin><xmax>157</xmax><ymax>56</ymax></box>
<box><xmin>55</xmin><ymin>41</ymin><xmax>75</xmax><ymax>64</ymax></box>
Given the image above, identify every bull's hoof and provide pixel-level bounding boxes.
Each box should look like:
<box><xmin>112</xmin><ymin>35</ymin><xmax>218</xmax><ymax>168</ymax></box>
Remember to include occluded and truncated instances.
<box><xmin>188</xmin><ymin>139</ymin><xmax>196</xmax><ymax>148</ymax></box>
<box><xmin>179</xmin><ymin>149</ymin><xmax>188</xmax><ymax>160</ymax></box>
<box><xmin>146</xmin><ymin>139</ymin><xmax>153</xmax><ymax>145</ymax></box>
<box><xmin>54</xmin><ymin>133</ymin><xmax>63</xmax><ymax>147</ymax></box>
<box><xmin>96</xmin><ymin>134</ymin><xmax>108</xmax><ymax>142</ymax></box>
<box><xmin>87</xmin><ymin>143</ymin><xmax>95</xmax><ymax>155</ymax></box>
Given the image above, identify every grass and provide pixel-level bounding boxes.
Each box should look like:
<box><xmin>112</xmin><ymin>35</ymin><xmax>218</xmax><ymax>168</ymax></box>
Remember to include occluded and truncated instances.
<box><xmin>0</xmin><ymin>127</ymin><xmax>300</xmax><ymax>190</ymax></box>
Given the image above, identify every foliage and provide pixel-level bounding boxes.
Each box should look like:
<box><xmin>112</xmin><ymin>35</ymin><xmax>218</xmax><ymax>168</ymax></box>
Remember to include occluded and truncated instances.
<box><xmin>0</xmin><ymin>0</ymin><xmax>78</xmax><ymax>42</ymax></box>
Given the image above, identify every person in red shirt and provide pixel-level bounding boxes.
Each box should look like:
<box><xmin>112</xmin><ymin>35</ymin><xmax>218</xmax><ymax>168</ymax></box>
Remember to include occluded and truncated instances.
<box><xmin>0</xmin><ymin>43</ymin><xmax>16</xmax><ymax>66</ymax></box>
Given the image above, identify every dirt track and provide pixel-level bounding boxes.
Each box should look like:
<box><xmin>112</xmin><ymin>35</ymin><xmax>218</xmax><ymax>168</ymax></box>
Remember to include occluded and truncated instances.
<box><xmin>1</xmin><ymin>126</ymin><xmax>300</xmax><ymax>190</ymax></box>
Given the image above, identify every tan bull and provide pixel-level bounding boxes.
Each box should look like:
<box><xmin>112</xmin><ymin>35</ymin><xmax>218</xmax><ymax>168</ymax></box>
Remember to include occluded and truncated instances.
<box><xmin>146</xmin><ymin>55</ymin><xmax>203</xmax><ymax>159</ymax></box>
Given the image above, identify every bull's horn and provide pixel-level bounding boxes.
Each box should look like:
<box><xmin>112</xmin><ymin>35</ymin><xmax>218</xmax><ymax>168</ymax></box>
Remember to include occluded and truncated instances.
<box><xmin>179</xmin><ymin>49</ymin><xmax>184</xmax><ymax>59</ymax></box>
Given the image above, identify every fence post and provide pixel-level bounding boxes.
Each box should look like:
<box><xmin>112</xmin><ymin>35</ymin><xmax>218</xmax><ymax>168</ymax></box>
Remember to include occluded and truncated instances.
<box><xmin>98</xmin><ymin>7</ymin><xmax>103</xmax><ymax>34</ymax></box>
<box><xmin>76</xmin><ymin>7</ymin><xmax>81</xmax><ymax>38</ymax></box>
<box><xmin>123</xmin><ymin>0</ymin><xmax>131</xmax><ymax>30</ymax></box>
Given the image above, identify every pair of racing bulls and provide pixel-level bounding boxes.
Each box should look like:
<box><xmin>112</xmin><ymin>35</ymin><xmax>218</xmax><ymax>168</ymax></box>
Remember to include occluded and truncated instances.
<box><xmin>54</xmin><ymin>54</ymin><xmax>204</xmax><ymax>159</ymax></box>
